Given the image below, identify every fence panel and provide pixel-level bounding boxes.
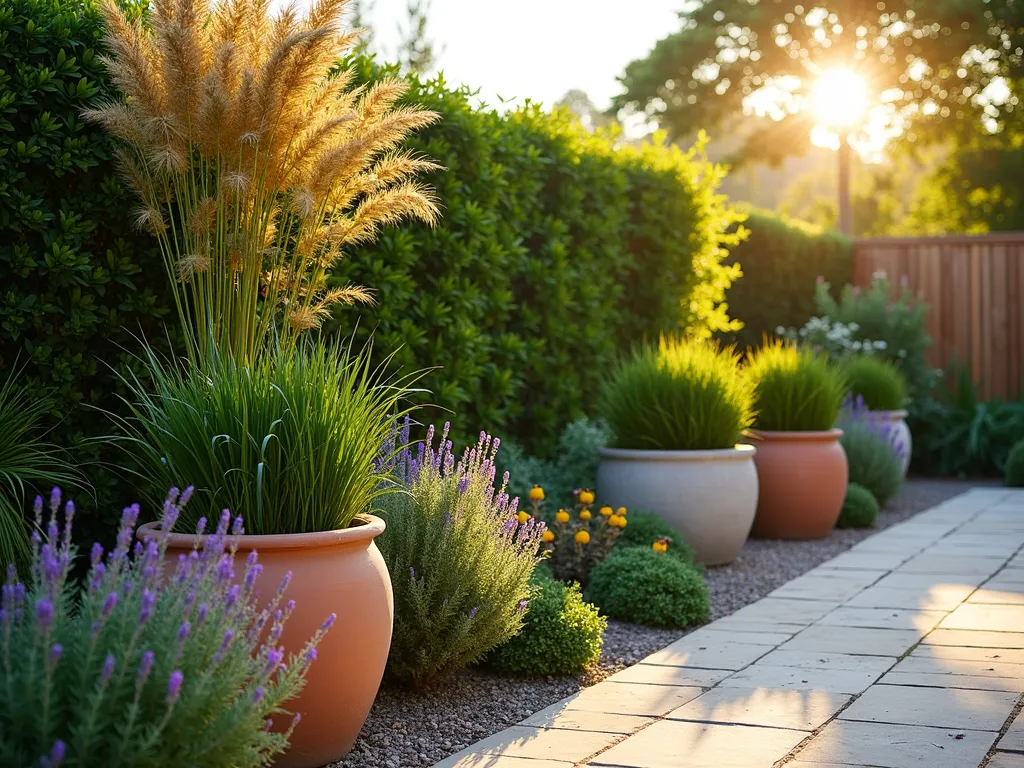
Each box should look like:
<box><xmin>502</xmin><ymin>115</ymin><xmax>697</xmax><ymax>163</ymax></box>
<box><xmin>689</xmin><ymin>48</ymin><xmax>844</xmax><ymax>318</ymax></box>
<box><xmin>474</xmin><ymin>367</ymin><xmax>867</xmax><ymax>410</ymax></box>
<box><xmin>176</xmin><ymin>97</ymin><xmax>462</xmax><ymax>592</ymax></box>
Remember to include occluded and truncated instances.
<box><xmin>854</xmin><ymin>234</ymin><xmax>1024</xmax><ymax>401</ymax></box>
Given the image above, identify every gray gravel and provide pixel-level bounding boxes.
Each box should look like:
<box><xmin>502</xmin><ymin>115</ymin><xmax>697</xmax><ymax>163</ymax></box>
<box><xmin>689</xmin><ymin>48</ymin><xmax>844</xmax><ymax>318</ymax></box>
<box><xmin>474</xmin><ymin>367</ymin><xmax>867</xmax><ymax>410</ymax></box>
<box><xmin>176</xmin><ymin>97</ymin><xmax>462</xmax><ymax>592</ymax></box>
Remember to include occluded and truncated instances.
<box><xmin>333</xmin><ymin>479</ymin><xmax>983</xmax><ymax>768</ymax></box>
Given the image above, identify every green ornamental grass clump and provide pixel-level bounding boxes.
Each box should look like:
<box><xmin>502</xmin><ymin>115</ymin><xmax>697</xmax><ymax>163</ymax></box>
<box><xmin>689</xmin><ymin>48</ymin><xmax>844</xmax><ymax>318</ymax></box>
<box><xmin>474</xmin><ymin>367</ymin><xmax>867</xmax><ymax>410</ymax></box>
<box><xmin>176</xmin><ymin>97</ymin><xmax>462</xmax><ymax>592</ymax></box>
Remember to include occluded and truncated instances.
<box><xmin>839</xmin><ymin>419</ymin><xmax>904</xmax><ymax>507</ymax></box>
<box><xmin>844</xmin><ymin>356</ymin><xmax>907</xmax><ymax>411</ymax></box>
<box><xmin>837</xmin><ymin>482</ymin><xmax>880</xmax><ymax>529</ymax></box>
<box><xmin>0</xmin><ymin>488</ymin><xmax>329</xmax><ymax>767</ymax></box>
<box><xmin>1006</xmin><ymin>439</ymin><xmax>1024</xmax><ymax>487</ymax></box>
<box><xmin>114</xmin><ymin>341</ymin><xmax>413</xmax><ymax>535</ymax></box>
<box><xmin>600</xmin><ymin>337</ymin><xmax>753</xmax><ymax>451</ymax></box>
<box><xmin>745</xmin><ymin>340</ymin><xmax>847</xmax><ymax>432</ymax></box>
<box><xmin>586</xmin><ymin>547</ymin><xmax>709</xmax><ymax>629</ymax></box>
<box><xmin>376</xmin><ymin>423</ymin><xmax>545</xmax><ymax>687</ymax></box>
<box><xmin>487</xmin><ymin>569</ymin><xmax>605</xmax><ymax>677</ymax></box>
<box><xmin>614</xmin><ymin>511</ymin><xmax>695</xmax><ymax>564</ymax></box>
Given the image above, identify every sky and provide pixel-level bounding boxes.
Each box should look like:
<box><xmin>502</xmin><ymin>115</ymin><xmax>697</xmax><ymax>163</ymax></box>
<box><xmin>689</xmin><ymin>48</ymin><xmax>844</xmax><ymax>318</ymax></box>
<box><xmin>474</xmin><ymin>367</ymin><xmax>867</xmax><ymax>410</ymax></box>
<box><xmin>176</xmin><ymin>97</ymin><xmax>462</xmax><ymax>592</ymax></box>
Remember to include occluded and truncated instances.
<box><xmin>356</xmin><ymin>0</ymin><xmax>683</xmax><ymax>111</ymax></box>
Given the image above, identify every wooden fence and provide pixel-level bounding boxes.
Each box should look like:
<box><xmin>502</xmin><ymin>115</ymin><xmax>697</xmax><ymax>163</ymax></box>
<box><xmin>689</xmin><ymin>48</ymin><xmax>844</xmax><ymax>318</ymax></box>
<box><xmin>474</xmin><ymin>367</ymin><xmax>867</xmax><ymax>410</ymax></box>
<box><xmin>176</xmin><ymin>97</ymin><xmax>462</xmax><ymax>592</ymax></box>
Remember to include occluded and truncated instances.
<box><xmin>853</xmin><ymin>233</ymin><xmax>1024</xmax><ymax>401</ymax></box>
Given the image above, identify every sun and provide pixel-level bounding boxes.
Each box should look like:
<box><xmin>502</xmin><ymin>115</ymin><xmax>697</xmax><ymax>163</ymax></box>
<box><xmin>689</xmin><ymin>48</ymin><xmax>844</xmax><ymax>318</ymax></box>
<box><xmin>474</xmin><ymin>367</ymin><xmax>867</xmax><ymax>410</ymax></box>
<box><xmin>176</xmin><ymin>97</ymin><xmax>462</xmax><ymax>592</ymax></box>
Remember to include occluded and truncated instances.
<box><xmin>811</xmin><ymin>69</ymin><xmax>869</xmax><ymax>130</ymax></box>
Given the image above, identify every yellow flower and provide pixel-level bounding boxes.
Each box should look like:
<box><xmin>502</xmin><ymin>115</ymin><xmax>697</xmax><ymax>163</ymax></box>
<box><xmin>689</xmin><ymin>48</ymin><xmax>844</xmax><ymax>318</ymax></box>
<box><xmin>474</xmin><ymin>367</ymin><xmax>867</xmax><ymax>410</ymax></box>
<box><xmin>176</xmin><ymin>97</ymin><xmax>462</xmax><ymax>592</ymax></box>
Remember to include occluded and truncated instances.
<box><xmin>652</xmin><ymin>539</ymin><xmax>669</xmax><ymax>554</ymax></box>
<box><xmin>575</xmin><ymin>530</ymin><xmax>591</xmax><ymax>545</ymax></box>
<box><xmin>609</xmin><ymin>514</ymin><xmax>627</xmax><ymax>529</ymax></box>
<box><xmin>617</xmin><ymin>516</ymin><xmax>628</xmax><ymax>529</ymax></box>
<box><xmin>599</xmin><ymin>506</ymin><xmax>613</xmax><ymax>517</ymax></box>
<box><xmin>542</xmin><ymin>530</ymin><xmax>555</xmax><ymax>543</ymax></box>
<box><xmin>579</xmin><ymin>489</ymin><xmax>595</xmax><ymax>505</ymax></box>
<box><xmin>529</xmin><ymin>485</ymin><xmax>545</xmax><ymax>502</ymax></box>
<box><xmin>579</xmin><ymin>509</ymin><xmax>592</xmax><ymax>521</ymax></box>
<box><xmin>555</xmin><ymin>510</ymin><xmax>570</xmax><ymax>524</ymax></box>
<box><xmin>616</xmin><ymin>507</ymin><xmax>627</xmax><ymax>516</ymax></box>
<box><xmin>517</xmin><ymin>511</ymin><xmax>530</xmax><ymax>525</ymax></box>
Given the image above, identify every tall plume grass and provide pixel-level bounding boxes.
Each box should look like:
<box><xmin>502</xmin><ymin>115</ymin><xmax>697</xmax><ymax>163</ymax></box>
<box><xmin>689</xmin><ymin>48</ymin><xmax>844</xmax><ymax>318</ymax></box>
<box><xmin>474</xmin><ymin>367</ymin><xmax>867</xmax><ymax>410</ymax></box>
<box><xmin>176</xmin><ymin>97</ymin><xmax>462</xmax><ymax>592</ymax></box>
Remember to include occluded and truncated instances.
<box><xmin>86</xmin><ymin>0</ymin><xmax>441</xmax><ymax>364</ymax></box>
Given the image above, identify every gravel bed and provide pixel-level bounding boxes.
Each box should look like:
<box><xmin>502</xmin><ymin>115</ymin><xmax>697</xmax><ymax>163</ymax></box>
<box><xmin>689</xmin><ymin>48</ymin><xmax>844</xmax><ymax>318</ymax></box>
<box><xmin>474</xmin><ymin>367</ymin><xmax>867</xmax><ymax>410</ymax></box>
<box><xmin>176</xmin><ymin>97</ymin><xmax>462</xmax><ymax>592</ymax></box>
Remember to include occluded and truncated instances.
<box><xmin>334</xmin><ymin>479</ymin><xmax>983</xmax><ymax>768</ymax></box>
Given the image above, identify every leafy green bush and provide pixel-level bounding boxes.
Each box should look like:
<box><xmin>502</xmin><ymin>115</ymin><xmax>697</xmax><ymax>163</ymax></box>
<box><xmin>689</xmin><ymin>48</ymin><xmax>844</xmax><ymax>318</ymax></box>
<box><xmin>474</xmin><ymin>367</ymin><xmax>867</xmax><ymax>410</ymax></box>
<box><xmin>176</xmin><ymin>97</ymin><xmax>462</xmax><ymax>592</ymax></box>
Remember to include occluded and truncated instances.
<box><xmin>1006</xmin><ymin>440</ymin><xmax>1024</xmax><ymax>487</ymax></box>
<box><xmin>0</xmin><ymin>0</ymin><xmax>172</xmax><ymax>531</ymax></box>
<box><xmin>722</xmin><ymin>208</ymin><xmax>853</xmax><ymax>350</ymax></box>
<box><xmin>112</xmin><ymin>342</ymin><xmax>412</xmax><ymax>534</ymax></box>
<box><xmin>330</xmin><ymin>59</ymin><xmax>744</xmax><ymax>453</ymax></box>
<box><xmin>586</xmin><ymin>546</ymin><xmax>709</xmax><ymax>629</ymax></box>
<box><xmin>837</xmin><ymin>482</ymin><xmax>880</xmax><ymax>529</ymax></box>
<box><xmin>745</xmin><ymin>341</ymin><xmax>847</xmax><ymax>432</ymax></box>
<box><xmin>0</xmin><ymin>488</ymin><xmax>327</xmax><ymax>767</ymax></box>
<box><xmin>487</xmin><ymin>569</ymin><xmax>605</xmax><ymax>677</ymax></box>
<box><xmin>912</xmin><ymin>365</ymin><xmax>1024</xmax><ymax>478</ymax></box>
<box><xmin>843</xmin><ymin>357</ymin><xmax>907</xmax><ymax>411</ymax></box>
<box><xmin>376</xmin><ymin>425</ymin><xmax>543</xmax><ymax>687</ymax></box>
<box><xmin>839</xmin><ymin>418</ymin><xmax>904</xmax><ymax>507</ymax></box>
<box><xmin>614</xmin><ymin>510</ymin><xmax>695</xmax><ymax>563</ymax></box>
<box><xmin>599</xmin><ymin>337</ymin><xmax>753</xmax><ymax>450</ymax></box>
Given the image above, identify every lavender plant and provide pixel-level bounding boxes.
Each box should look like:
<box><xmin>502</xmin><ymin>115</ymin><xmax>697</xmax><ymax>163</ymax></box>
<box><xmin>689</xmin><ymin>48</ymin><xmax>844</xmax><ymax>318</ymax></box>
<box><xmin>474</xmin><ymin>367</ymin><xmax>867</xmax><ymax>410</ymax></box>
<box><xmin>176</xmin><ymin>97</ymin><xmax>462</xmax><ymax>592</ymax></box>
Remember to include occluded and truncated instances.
<box><xmin>375</xmin><ymin>422</ymin><xmax>545</xmax><ymax>687</ymax></box>
<box><xmin>0</xmin><ymin>487</ymin><xmax>330</xmax><ymax>767</ymax></box>
<box><xmin>837</xmin><ymin>400</ymin><xmax>905</xmax><ymax>507</ymax></box>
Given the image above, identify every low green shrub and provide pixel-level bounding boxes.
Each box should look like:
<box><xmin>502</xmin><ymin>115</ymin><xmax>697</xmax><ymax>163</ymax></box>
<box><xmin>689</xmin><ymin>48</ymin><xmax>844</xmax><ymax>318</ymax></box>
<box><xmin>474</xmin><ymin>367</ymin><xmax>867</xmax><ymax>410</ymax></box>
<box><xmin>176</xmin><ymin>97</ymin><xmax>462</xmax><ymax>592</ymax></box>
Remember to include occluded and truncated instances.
<box><xmin>745</xmin><ymin>341</ymin><xmax>847</xmax><ymax>432</ymax></box>
<box><xmin>376</xmin><ymin>424</ymin><xmax>544</xmax><ymax>687</ymax></box>
<box><xmin>722</xmin><ymin>208</ymin><xmax>854</xmax><ymax>351</ymax></box>
<box><xmin>0</xmin><ymin>488</ymin><xmax>327</xmax><ymax>767</ymax></box>
<box><xmin>837</xmin><ymin>482</ymin><xmax>880</xmax><ymax>529</ymax></box>
<box><xmin>1007</xmin><ymin>440</ymin><xmax>1024</xmax><ymax>487</ymax></box>
<box><xmin>839</xmin><ymin>418</ymin><xmax>904</xmax><ymax>507</ymax></box>
<box><xmin>843</xmin><ymin>357</ymin><xmax>907</xmax><ymax>412</ymax></box>
<box><xmin>599</xmin><ymin>337</ymin><xmax>753</xmax><ymax>451</ymax></box>
<box><xmin>614</xmin><ymin>511</ymin><xmax>695</xmax><ymax>563</ymax></box>
<box><xmin>487</xmin><ymin>569</ymin><xmax>605</xmax><ymax>677</ymax></box>
<box><xmin>586</xmin><ymin>547</ymin><xmax>709</xmax><ymax>629</ymax></box>
<box><xmin>112</xmin><ymin>341</ymin><xmax>413</xmax><ymax>534</ymax></box>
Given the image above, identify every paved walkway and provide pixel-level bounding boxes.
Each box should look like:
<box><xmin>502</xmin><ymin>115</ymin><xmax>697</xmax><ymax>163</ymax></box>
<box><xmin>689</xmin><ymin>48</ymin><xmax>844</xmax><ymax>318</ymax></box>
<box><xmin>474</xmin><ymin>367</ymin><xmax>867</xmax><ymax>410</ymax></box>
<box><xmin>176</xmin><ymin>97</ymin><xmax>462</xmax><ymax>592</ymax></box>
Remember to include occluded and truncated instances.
<box><xmin>434</xmin><ymin>487</ymin><xmax>1024</xmax><ymax>768</ymax></box>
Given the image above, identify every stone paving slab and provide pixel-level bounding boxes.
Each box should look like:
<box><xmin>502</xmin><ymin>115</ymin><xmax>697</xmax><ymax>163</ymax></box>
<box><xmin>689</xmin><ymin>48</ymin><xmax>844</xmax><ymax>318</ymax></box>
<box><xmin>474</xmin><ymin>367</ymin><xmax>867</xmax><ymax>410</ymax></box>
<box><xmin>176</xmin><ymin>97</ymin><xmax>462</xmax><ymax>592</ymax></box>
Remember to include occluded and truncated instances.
<box><xmin>433</xmin><ymin>488</ymin><xmax>1024</xmax><ymax>768</ymax></box>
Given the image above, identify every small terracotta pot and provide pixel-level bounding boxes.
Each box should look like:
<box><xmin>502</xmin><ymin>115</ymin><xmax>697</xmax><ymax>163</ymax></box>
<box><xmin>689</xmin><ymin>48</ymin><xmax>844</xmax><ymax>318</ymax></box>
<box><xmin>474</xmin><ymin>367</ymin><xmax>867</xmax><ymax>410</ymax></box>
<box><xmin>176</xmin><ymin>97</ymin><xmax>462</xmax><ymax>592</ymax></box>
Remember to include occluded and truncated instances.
<box><xmin>746</xmin><ymin>429</ymin><xmax>848</xmax><ymax>539</ymax></box>
<box><xmin>138</xmin><ymin>515</ymin><xmax>393</xmax><ymax>768</ymax></box>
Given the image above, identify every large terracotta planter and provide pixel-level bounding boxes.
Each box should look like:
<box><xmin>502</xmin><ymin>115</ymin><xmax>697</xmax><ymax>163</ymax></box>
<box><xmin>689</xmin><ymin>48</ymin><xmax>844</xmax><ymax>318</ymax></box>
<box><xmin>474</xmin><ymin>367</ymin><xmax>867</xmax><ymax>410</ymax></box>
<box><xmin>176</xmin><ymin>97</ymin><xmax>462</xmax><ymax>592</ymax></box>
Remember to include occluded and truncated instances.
<box><xmin>873</xmin><ymin>409</ymin><xmax>912</xmax><ymax>477</ymax></box>
<box><xmin>138</xmin><ymin>515</ymin><xmax>393</xmax><ymax>768</ymax></box>
<box><xmin>746</xmin><ymin>429</ymin><xmax>848</xmax><ymax>539</ymax></box>
<box><xmin>596</xmin><ymin>445</ymin><xmax>759</xmax><ymax>566</ymax></box>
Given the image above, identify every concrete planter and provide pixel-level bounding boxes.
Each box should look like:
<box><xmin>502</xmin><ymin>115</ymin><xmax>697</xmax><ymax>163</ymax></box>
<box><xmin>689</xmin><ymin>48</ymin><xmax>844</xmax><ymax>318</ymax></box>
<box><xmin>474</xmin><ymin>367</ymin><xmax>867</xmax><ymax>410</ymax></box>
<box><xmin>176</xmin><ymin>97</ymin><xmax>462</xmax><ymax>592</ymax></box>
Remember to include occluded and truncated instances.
<box><xmin>596</xmin><ymin>444</ymin><xmax>759</xmax><ymax>566</ymax></box>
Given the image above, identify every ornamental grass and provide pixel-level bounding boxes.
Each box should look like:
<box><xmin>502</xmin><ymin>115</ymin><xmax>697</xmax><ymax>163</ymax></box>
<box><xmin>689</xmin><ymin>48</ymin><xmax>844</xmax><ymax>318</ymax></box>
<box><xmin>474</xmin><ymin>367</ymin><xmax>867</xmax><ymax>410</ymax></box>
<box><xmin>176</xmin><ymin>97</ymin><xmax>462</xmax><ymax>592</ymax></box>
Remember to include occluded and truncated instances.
<box><xmin>85</xmin><ymin>0</ymin><xmax>440</xmax><ymax>364</ymax></box>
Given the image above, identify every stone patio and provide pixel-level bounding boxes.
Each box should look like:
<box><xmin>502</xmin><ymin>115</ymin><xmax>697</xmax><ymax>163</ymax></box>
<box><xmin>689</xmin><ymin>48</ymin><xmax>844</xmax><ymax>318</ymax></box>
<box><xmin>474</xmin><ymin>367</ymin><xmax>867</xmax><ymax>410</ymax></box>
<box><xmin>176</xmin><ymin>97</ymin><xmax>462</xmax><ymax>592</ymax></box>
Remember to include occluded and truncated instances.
<box><xmin>433</xmin><ymin>488</ymin><xmax>1024</xmax><ymax>768</ymax></box>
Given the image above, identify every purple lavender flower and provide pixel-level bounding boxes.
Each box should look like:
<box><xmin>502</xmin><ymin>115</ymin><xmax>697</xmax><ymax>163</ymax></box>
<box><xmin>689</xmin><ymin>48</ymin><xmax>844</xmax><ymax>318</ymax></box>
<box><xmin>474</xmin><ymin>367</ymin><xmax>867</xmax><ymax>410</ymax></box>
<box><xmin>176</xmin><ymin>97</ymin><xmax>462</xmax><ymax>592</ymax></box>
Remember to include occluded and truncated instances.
<box><xmin>244</xmin><ymin>564</ymin><xmax>263</xmax><ymax>592</ymax></box>
<box><xmin>101</xmin><ymin>654</ymin><xmax>115</xmax><ymax>683</ymax></box>
<box><xmin>285</xmin><ymin>599</ymin><xmax>295</xmax><ymax>613</ymax></box>
<box><xmin>409</xmin><ymin>566</ymin><xmax>415</xmax><ymax>580</ymax></box>
<box><xmin>49</xmin><ymin>644</ymin><xmax>63</xmax><ymax>664</ymax></box>
<box><xmin>231</xmin><ymin>516</ymin><xmax>244</xmax><ymax>536</ymax></box>
<box><xmin>177</xmin><ymin>621</ymin><xmax>191</xmax><ymax>645</ymax></box>
<box><xmin>277</xmin><ymin>571</ymin><xmax>292</xmax><ymax>596</ymax></box>
<box><xmin>33</xmin><ymin>495</ymin><xmax>43</xmax><ymax>519</ymax></box>
<box><xmin>90</xmin><ymin>543</ymin><xmax>104</xmax><ymax>565</ymax></box>
<box><xmin>264</xmin><ymin>647</ymin><xmax>284</xmax><ymax>675</ymax></box>
<box><xmin>49</xmin><ymin>740</ymin><xmax>65</xmax><ymax>767</ymax></box>
<box><xmin>225</xmin><ymin>584</ymin><xmax>240</xmax><ymax>610</ymax></box>
<box><xmin>319</xmin><ymin>613</ymin><xmax>336</xmax><ymax>633</ymax></box>
<box><xmin>216</xmin><ymin>556</ymin><xmax>233</xmax><ymax>583</ymax></box>
<box><xmin>139</xmin><ymin>589</ymin><xmax>155</xmax><ymax>624</ymax></box>
<box><xmin>469</xmin><ymin>607</ymin><xmax>478</xmax><ymax>619</ymax></box>
<box><xmin>180</xmin><ymin>485</ymin><xmax>194</xmax><ymax>506</ymax></box>
<box><xmin>304</xmin><ymin>647</ymin><xmax>318</xmax><ymax>664</ymax></box>
<box><xmin>50</xmin><ymin>487</ymin><xmax>61</xmax><ymax>513</ymax></box>
<box><xmin>196</xmin><ymin>517</ymin><xmax>207</xmax><ymax>535</ymax></box>
<box><xmin>101</xmin><ymin>592</ymin><xmax>118</xmax><ymax>618</ymax></box>
<box><xmin>167</xmin><ymin>670</ymin><xmax>184</xmax><ymax>704</ymax></box>
<box><xmin>518</xmin><ymin>599</ymin><xmax>529</xmax><ymax>613</ymax></box>
<box><xmin>35</xmin><ymin>598</ymin><xmax>54</xmax><ymax>633</ymax></box>
<box><xmin>138</xmin><ymin>650</ymin><xmax>155</xmax><ymax>686</ymax></box>
<box><xmin>253</xmin><ymin>686</ymin><xmax>266</xmax><ymax>703</ymax></box>
<box><xmin>197</xmin><ymin>603</ymin><xmax>209</xmax><ymax>623</ymax></box>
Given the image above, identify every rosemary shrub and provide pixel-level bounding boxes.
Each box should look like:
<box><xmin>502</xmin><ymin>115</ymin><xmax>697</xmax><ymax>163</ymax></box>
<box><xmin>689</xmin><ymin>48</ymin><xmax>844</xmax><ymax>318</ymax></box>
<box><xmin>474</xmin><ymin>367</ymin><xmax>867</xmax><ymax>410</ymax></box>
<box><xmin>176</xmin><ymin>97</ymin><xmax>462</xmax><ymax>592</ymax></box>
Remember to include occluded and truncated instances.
<box><xmin>0</xmin><ymin>487</ymin><xmax>331</xmax><ymax>767</ymax></box>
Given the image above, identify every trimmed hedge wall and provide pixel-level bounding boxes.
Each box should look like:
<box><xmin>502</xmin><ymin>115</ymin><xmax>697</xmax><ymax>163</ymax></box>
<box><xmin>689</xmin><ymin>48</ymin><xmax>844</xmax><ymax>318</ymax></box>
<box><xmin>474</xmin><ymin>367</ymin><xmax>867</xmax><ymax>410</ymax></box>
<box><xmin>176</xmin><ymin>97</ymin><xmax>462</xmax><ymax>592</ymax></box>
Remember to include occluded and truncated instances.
<box><xmin>721</xmin><ymin>208</ymin><xmax>854</xmax><ymax>351</ymax></box>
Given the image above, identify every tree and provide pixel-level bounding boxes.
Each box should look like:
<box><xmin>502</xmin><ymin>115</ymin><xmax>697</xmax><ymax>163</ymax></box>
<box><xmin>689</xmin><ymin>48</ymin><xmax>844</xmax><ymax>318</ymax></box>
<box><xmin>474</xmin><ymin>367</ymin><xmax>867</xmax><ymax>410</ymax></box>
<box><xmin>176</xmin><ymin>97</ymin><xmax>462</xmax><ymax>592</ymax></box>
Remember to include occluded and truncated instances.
<box><xmin>615</xmin><ymin>1</ymin><xmax>1024</xmax><ymax>165</ymax></box>
<box><xmin>398</xmin><ymin>0</ymin><xmax>442</xmax><ymax>75</ymax></box>
<box><xmin>350</xmin><ymin>0</ymin><xmax>376</xmax><ymax>52</ymax></box>
<box><xmin>556</xmin><ymin>89</ymin><xmax>612</xmax><ymax>132</ymax></box>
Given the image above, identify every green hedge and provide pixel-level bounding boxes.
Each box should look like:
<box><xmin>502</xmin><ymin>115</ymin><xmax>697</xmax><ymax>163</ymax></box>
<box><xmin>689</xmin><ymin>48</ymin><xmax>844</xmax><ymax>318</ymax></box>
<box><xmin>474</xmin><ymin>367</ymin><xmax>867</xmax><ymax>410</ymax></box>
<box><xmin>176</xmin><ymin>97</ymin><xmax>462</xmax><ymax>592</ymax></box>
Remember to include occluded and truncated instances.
<box><xmin>722</xmin><ymin>208</ymin><xmax>853</xmax><ymax>351</ymax></box>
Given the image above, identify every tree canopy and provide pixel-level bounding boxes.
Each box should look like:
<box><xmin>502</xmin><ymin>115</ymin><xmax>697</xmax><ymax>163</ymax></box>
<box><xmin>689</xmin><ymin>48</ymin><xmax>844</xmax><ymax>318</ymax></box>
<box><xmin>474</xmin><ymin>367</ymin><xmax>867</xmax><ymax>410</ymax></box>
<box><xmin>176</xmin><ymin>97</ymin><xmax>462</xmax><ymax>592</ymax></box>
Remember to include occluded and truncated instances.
<box><xmin>615</xmin><ymin>1</ymin><xmax>1024</xmax><ymax>165</ymax></box>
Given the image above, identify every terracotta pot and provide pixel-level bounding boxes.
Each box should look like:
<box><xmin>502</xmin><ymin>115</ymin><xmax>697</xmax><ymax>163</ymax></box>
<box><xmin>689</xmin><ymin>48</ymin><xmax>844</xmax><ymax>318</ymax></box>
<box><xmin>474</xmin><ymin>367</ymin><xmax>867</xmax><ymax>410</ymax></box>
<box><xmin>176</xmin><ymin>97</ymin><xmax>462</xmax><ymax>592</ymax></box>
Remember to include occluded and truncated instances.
<box><xmin>138</xmin><ymin>515</ymin><xmax>393</xmax><ymax>768</ymax></box>
<box><xmin>746</xmin><ymin>429</ymin><xmax>848</xmax><ymax>539</ymax></box>
<box><xmin>872</xmin><ymin>409</ymin><xmax>912</xmax><ymax>477</ymax></box>
<box><xmin>597</xmin><ymin>445</ymin><xmax>759</xmax><ymax>566</ymax></box>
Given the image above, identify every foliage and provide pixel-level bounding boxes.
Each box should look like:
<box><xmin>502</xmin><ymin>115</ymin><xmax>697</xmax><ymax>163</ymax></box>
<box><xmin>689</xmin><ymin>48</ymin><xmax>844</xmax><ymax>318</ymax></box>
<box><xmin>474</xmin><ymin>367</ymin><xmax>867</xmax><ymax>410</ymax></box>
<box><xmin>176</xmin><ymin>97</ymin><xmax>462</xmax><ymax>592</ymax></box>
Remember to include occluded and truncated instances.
<box><xmin>529</xmin><ymin>489</ymin><xmax>625</xmax><ymax>586</ymax></box>
<box><xmin>0</xmin><ymin>487</ymin><xmax>329</xmax><ymax>767</ymax></box>
<box><xmin>837</xmin><ymin>482</ymin><xmax>880</xmax><ymax>529</ymax></box>
<box><xmin>0</xmin><ymin>0</ymin><xmax>172</xmax><ymax>533</ymax></box>
<box><xmin>498</xmin><ymin>419</ymin><xmax>611</xmax><ymax>508</ymax></box>
<box><xmin>614</xmin><ymin>510</ymin><xmax>694</xmax><ymax>564</ymax></box>
<box><xmin>1005</xmin><ymin>440</ymin><xmax>1024</xmax><ymax>487</ymax></box>
<box><xmin>613</xmin><ymin>1</ymin><xmax>1024</xmax><ymax>164</ymax></box>
<box><xmin>599</xmin><ymin>337</ymin><xmax>753</xmax><ymax>451</ymax></box>
<box><xmin>811</xmin><ymin>274</ymin><xmax>934</xmax><ymax>401</ymax></box>
<box><xmin>487</xmin><ymin>568</ymin><xmax>604</xmax><ymax>678</ymax></box>
<box><xmin>397</xmin><ymin>0</ymin><xmax>439</xmax><ymax>75</ymax></box>
<box><xmin>330</xmin><ymin>59</ymin><xmax>745</xmax><ymax>453</ymax></box>
<box><xmin>722</xmin><ymin>209</ymin><xmax>853</xmax><ymax>350</ymax></box>
<box><xmin>745</xmin><ymin>341</ymin><xmax>846</xmax><ymax>432</ymax></box>
<box><xmin>375</xmin><ymin>424</ymin><xmax>543</xmax><ymax>687</ymax></box>
<box><xmin>837</xmin><ymin>414</ymin><xmax>904</xmax><ymax>507</ymax></box>
<box><xmin>87</xmin><ymin>0</ymin><xmax>440</xmax><ymax>366</ymax></box>
<box><xmin>111</xmin><ymin>341</ymin><xmax>413</xmax><ymax>534</ymax></box>
<box><xmin>586</xmin><ymin>546</ymin><xmax>709</xmax><ymax>629</ymax></box>
<box><xmin>911</xmin><ymin>365</ymin><xmax>1024</xmax><ymax>478</ymax></box>
<box><xmin>783</xmin><ymin>317</ymin><xmax>890</xmax><ymax>361</ymax></box>
<box><xmin>0</xmin><ymin>369</ymin><xmax>86</xmax><ymax>569</ymax></box>
<box><xmin>842</xmin><ymin>357</ymin><xmax>907</xmax><ymax>412</ymax></box>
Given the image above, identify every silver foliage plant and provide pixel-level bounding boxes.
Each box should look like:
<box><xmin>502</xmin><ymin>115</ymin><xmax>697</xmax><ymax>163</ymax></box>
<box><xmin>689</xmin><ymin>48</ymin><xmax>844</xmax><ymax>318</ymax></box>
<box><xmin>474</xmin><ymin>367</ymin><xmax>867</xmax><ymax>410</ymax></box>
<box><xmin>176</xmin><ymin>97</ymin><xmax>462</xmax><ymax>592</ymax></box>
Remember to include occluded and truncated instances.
<box><xmin>0</xmin><ymin>487</ymin><xmax>332</xmax><ymax>767</ymax></box>
<box><xmin>376</xmin><ymin>421</ymin><xmax>545</xmax><ymax>687</ymax></box>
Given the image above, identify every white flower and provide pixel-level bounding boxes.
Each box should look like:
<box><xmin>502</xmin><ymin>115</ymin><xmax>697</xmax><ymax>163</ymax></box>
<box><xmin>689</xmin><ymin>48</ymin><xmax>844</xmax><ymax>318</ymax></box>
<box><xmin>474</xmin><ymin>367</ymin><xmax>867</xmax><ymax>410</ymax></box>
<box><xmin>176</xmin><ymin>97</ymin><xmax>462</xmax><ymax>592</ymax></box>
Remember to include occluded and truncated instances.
<box><xmin>776</xmin><ymin>326</ymin><xmax>786</xmax><ymax>336</ymax></box>
<box><xmin>897</xmin><ymin>349</ymin><xmax>907</xmax><ymax>358</ymax></box>
<box><xmin>874</xmin><ymin>340</ymin><xmax>887</xmax><ymax>350</ymax></box>
<box><xmin>852</xmin><ymin>341</ymin><xmax>863</xmax><ymax>350</ymax></box>
<box><xmin>848</xmin><ymin>322</ymin><xmax>859</xmax><ymax>332</ymax></box>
